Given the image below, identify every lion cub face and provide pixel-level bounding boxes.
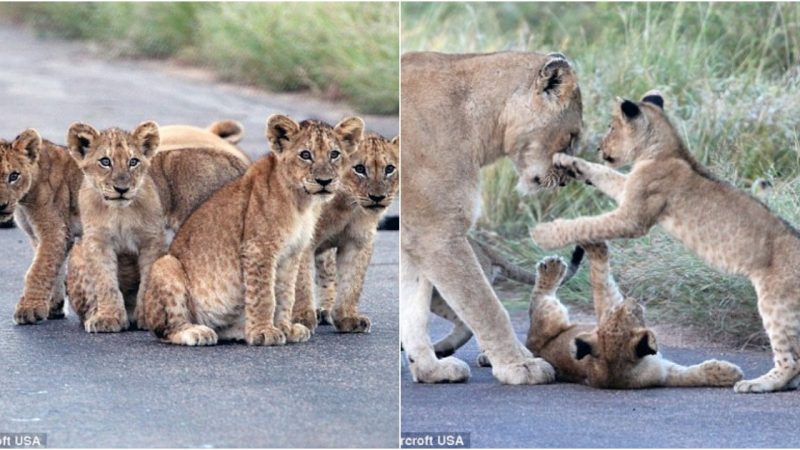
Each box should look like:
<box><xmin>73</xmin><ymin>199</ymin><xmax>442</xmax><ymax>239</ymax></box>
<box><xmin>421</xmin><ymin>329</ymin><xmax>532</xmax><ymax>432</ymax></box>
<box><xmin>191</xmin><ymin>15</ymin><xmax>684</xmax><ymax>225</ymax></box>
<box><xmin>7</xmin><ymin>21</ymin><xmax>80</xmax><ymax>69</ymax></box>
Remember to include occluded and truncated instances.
<box><xmin>343</xmin><ymin>134</ymin><xmax>399</xmax><ymax>211</ymax></box>
<box><xmin>266</xmin><ymin>115</ymin><xmax>364</xmax><ymax>196</ymax></box>
<box><xmin>573</xmin><ymin>297</ymin><xmax>658</xmax><ymax>388</ymax></box>
<box><xmin>598</xmin><ymin>91</ymin><xmax>666</xmax><ymax>167</ymax></box>
<box><xmin>506</xmin><ymin>53</ymin><xmax>582</xmax><ymax>193</ymax></box>
<box><xmin>0</xmin><ymin>130</ymin><xmax>41</xmax><ymax>221</ymax></box>
<box><xmin>67</xmin><ymin>121</ymin><xmax>160</xmax><ymax>208</ymax></box>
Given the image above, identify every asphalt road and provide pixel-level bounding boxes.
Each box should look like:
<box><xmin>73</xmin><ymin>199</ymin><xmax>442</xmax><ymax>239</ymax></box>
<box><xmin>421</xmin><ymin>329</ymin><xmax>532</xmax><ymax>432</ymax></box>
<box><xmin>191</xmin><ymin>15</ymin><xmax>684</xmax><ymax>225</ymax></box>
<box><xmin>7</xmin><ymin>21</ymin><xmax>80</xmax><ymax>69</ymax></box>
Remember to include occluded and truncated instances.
<box><xmin>0</xmin><ymin>25</ymin><xmax>398</xmax><ymax>448</ymax></box>
<box><xmin>401</xmin><ymin>313</ymin><xmax>800</xmax><ymax>448</ymax></box>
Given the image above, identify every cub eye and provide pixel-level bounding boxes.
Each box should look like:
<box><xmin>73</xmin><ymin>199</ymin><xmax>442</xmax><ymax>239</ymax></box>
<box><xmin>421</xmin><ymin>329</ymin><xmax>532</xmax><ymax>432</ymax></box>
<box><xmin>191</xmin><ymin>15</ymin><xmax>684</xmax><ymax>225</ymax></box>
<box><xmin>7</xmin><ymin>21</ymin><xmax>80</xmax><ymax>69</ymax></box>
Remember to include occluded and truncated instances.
<box><xmin>330</xmin><ymin>150</ymin><xmax>341</xmax><ymax>160</ymax></box>
<box><xmin>385</xmin><ymin>165</ymin><xmax>395</xmax><ymax>175</ymax></box>
<box><xmin>354</xmin><ymin>164</ymin><xmax>366</xmax><ymax>175</ymax></box>
<box><xmin>8</xmin><ymin>171</ymin><xmax>19</xmax><ymax>183</ymax></box>
<box><xmin>129</xmin><ymin>158</ymin><xmax>140</xmax><ymax>168</ymax></box>
<box><xmin>299</xmin><ymin>150</ymin><xmax>312</xmax><ymax>161</ymax></box>
<box><xmin>99</xmin><ymin>157</ymin><xmax>112</xmax><ymax>167</ymax></box>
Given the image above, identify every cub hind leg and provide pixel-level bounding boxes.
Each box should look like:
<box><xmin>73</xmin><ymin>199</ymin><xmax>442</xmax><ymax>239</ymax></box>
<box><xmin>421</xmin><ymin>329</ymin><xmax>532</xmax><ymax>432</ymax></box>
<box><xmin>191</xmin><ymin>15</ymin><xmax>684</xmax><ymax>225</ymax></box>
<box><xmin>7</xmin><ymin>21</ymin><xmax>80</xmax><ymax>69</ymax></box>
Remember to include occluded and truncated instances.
<box><xmin>144</xmin><ymin>255</ymin><xmax>217</xmax><ymax>346</ymax></box>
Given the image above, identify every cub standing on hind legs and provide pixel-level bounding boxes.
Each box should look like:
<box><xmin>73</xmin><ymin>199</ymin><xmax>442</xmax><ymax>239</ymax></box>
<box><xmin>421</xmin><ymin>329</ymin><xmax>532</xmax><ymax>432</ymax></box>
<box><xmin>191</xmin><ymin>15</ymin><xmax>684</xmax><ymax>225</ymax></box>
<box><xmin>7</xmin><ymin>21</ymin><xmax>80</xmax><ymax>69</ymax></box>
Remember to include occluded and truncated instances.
<box><xmin>524</xmin><ymin>242</ymin><xmax>742</xmax><ymax>388</ymax></box>
<box><xmin>292</xmin><ymin>132</ymin><xmax>399</xmax><ymax>334</ymax></box>
<box><xmin>532</xmin><ymin>90</ymin><xmax>800</xmax><ymax>393</ymax></box>
<box><xmin>143</xmin><ymin>115</ymin><xmax>364</xmax><ymax>346</ymax></box>
<box><xmin>65</xmin><ymin>121</ymin><xmax>249</xmax><ymax>332</ymax></box>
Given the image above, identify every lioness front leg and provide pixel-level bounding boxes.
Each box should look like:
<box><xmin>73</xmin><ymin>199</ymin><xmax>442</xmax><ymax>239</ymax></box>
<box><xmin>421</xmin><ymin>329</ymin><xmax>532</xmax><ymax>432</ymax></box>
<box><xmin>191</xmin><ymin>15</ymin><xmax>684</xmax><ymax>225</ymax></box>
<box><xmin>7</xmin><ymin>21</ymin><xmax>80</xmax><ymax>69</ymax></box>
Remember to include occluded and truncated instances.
<box><xmin>274</xmin><ymin>248</ymin><xmax>311</xmax><ymax>343</ymax></box>
<box><xmin>291</xmin><ymin>248</ymin><xmax>318</xmax><ymax>333</ymax></box>
<box><xmin>242</xmin><ymin>240</ymin><xmax>285</xmax><ymax>346</ymax></box>
<box><xmin>75</xmin><ymin>239</ymin><xmax>129</xmax><ymax>333</ymax></box>
<box><xmin>331</xmin><ymin>237</ymin><xmax>374</xmax><ymax>333</ymax></box>
<box><xmin>13</xmin><ymin>226</ymin><xmax>68</xmax><ymax>324</ymax></box>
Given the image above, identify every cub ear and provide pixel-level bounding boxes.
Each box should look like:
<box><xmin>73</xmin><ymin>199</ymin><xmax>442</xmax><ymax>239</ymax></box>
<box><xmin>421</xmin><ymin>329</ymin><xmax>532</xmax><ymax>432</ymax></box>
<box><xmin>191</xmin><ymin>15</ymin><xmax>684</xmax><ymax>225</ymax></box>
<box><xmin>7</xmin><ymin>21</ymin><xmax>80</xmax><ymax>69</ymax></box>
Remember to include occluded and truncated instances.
<box><xmin>334</xmin><ymin>116</ymin><xmax>365</xmax><ymax>155</ymax></box>
<box><xmin>67</xmin><ymin>122</ymin><xmax>100</xmax><ymax>161</ymax></box>
<box><xmin>207</xmin><ymin>119</ymin><xmax>244</xmax><ymax>145</ymax></box>
<box><xmin>535</xmin><ymin>54</ymin><xmax>578</xmax><ymax>103</ymax></box>
<box><xmin>572</xmin><ymin>332</ymin><xmax>599</xmax><ymax>360</ymax></box>
<box><xmin>132</xmin><ymin>121</ymin><xmax>160</xmax><ymax>158</ymax></box>
<box><xmin>641</xmin><ymin>89</ymin><xmax>664</xmax><ymax>110</ymax></box>
<box><xmin>617</xmin><ymin>97</ymin><xmax>641</xmax><ymax>120</ymax></box>
<box><xmin>633</xmin><ymin>328</ymin><xmax>658</xmax><ymax>358</ymax></box>
<box><xmin>12</xmin><ymin>129</ymin><xmax>42</xmax><ymax>163</ymax></box>
<box><xmin>390</xmin><ymin>136</ymin><xmax>399</xmax><ymax>147</ymax></box>
<box><xmin>266</xmin><ymin>114</ymin><xmax>301</xmax><ymax>154</ymax></box>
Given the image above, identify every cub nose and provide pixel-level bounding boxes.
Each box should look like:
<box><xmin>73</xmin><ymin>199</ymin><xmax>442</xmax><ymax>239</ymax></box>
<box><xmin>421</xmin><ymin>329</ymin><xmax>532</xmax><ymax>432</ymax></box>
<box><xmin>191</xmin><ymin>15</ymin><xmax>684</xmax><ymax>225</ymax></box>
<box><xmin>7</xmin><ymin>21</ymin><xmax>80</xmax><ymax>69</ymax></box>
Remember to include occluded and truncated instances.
<box><xmin>315</xmin><ymin>178</ymin><xmax>332</xmax><ymax>187</ymax></box>
<box><xmin>114</xmin><ymin>186</ymin><xmax>129</xmax><ymax>195</ymax></box>
<box><xmin>368</xmin><ymin>194</ymin><xmax>385</xmax><ymax>203</ymax></box>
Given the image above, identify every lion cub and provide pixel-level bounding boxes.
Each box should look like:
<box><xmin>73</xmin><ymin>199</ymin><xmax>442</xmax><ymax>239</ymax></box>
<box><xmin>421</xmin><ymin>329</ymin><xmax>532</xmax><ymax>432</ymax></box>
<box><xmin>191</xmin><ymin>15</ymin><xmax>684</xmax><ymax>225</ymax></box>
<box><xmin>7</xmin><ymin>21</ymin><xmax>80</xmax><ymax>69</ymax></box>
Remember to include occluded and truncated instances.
<box><xmin>292</xmin><ymin>132</ymin><xmax>399</xmax><ymax>334</ymax></box>
<box><xmin>143</xmin><ymin>115</ymin><xmax>364</xmax><ymax>346</ymax></box>
<box><xmin>65</xmin><ymin>121</ymin><xmax>249</xmax><ymax>332</ymax></box>
<box><xmin>532</xmin><ymin>91</ymin><xmax>800</xmax><ymax>393</ymax></box>
<box><xmin>527</xmin><ymin>242</ymin><xmax>743</xmax><ymax>388</ymax></box>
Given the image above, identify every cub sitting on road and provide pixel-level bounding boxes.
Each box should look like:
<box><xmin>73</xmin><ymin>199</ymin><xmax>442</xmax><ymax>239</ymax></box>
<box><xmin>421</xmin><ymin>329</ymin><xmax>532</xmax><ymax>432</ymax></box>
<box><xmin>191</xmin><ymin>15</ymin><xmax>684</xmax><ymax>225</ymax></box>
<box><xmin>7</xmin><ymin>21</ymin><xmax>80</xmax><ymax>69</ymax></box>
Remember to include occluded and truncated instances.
<box><xmin>143</xmin><ymin>115</ymin><xmax>364</xmax><ymax>346</ymax></box>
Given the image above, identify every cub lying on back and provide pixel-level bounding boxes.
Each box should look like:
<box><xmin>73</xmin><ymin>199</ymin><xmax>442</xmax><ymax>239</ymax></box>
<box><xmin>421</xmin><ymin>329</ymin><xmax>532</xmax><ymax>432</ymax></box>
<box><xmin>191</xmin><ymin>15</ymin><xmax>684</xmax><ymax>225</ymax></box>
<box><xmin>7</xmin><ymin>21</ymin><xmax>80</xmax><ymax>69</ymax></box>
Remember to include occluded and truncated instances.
<box><xmin>526</xmin><ymin>242</ymin><xmax>742</xmax><ymax>388</ymax></box>
<box><xmin>532</xmin><ymin>90</ymin><xmax>800</xmax><ymax>393</ymax></box>
<box><xmin>292</xmin><ymin>132</ymin><xmax>399</xmax><ymax>333</ymax></box>
<box><xmin>66</xmin><ymin>121</ymin><xmax>249</xmax><ymax>332</ymax></box>
<box><xmin>143</xmin><ymin>115</ymin><xmax>364</xmax><ymax>346</ymax></box>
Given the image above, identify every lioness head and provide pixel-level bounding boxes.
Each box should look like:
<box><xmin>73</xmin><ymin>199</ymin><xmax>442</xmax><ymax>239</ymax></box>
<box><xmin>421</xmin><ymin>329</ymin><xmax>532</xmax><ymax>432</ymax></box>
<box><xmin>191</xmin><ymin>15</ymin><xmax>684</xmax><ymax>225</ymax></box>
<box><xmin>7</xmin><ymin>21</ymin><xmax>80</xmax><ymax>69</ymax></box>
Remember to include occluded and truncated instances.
<box><xmin>504</xmin><ymin>53</ymin><xmax>582</xmax><ymax>193</ymax></box>
<box><xmin>572</xmin><ymin>297</ymin><xmax>658</xmax><ymax>388</ymax></box>
<box><xmin>598</xmin><ymin>90</ymin><xmax>668</xmax><ymax>167</ymax></box>
<box><xmin>266</xmin><ymin>115</ymin><xmax>364</xmax><ymax>196</ymax></box>
<box><xmin>67</xmin><ymin>121</ymin><xmax>160</xmax><ymax>208</ymax></box>
<box><xmin>0</xmin><ymin>129</ymin><xmax>41</xmax><ymax>221</ymax></box>
<box><xmin>342</xmin><ymin>133</ymin><xmax>399</xmax><ymax>211</ymax></box>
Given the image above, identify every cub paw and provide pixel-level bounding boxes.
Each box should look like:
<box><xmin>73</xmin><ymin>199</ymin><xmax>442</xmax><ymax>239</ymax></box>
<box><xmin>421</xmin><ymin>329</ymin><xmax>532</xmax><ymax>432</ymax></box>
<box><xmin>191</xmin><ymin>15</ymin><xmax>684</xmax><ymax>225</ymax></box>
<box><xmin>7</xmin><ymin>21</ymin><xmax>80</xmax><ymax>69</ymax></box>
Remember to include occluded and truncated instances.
<box><xmin>317</xmin><ymin>308</ymin><xmax>333</xmax><ymax>326</ymax></box>
<box><xmin>476</xmin><ymin>352</ymin><xmax>492</xmax><ymax>367</ymax></box>
<box><xmin>48</xmin><ymin>297</ymin><xmax>66</xmax><ymax>320</ymax></box>
<box><xmin>700</xmin><ymin>359</ymin><xmax>743</xmax><ymax>386</ymax></box>
<box><xmin>84</xmin><ymin>310</ymin><xmax>129</xmax><ymax>333</ymax></box>
<box><xmin>13</xmin><ymin>296</ymin><xmax>49</xmax><ymax>324</ymax></box>
<box><xmin>536</xmin><ymin>256</ymin><xmax>567</xmax><ymax>290</ymax></box>
<box><xmin>552</xmin><ymin>153</ymin><xmax>586</xmax><ymax>181</ymax></box>
<box><xmin>531</xmin><ymin>221</ymin><xmax>565</xmax><ymax>251</ymax></box>
<box><xmin>292</xmin><ymin>308</ymin><xmax>318</xmax><ymax>334</ymax></box>
<box><xmin>285</xmin><ymin>323</ymin><xmax>312</xmax><ymax>343</ymax></box>
<box><xmin>493</xmin><ymin>357</ymin><xmax>556</xmax><ymax>385</ymax></box>
<box><xmin>333</xmin><ymin>315</ymin><xmax>371</xmax><ymax>333</ymax></box>
<box><xmin>173</xmin><ymin>325</ymin><xmax>218</xmax><ymax>346</ymax></box>
<box><xmin>410</xmin><ymin>356</ymin><xmax>471</xmax><ymax>383</ymax></box>
<box><xmin>246</xmin><ymin>325</ymin><xmax>286</xmax><ymax>346</ymax></box>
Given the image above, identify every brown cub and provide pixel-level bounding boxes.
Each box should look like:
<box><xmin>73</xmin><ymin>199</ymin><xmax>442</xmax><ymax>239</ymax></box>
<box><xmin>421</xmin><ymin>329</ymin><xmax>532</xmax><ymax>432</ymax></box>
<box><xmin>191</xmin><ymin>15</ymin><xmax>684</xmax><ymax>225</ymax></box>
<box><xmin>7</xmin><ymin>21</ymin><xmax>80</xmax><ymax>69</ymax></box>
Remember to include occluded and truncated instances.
<box><xmin>143</xmin><ymin>115</ymin><xmax>364</xmax><ymax>346</ymax></box>
<box><xmin>527</xmin><ymin>242</ymin><xmax>743</xmax><ymax>388</ymax></box>
<box><xmin>65</xmin><ymin>122</ymin><xmax>249</xmax><ymax>333</ymax></box>
<box><xmin>292</xmin><ymin>133</ymin><xmax>399</xmax><ymax>333</ymax></box>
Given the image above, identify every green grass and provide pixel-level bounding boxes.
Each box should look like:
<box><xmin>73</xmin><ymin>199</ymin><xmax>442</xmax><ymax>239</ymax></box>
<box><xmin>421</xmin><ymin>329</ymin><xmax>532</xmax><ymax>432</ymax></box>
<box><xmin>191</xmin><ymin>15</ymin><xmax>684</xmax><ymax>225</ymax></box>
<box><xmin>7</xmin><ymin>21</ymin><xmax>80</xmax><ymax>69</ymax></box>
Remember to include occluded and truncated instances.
<box><xmin>404</xmin><ymin>2</ymin><xmax>800</xmax><ymax>347</ymax></box>
<box><xmin>0</xmin><ymin>2</ymin><xmax>399</xmax><ymax>114</ymax></box>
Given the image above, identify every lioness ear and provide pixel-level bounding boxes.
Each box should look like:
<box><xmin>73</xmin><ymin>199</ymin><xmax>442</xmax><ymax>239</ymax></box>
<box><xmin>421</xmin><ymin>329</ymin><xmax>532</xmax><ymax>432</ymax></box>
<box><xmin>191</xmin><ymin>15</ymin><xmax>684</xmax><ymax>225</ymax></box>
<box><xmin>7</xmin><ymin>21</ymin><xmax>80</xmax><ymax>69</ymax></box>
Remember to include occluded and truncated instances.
<box><xmin>208</xmin><ymin>119</ymin><xmax>244</xmax><ymax>145</ymax></box>
<box><xmin>132</xmin><ymin>121</ymin><xmax>160</xmax><ymax>158</ymax></box>
<box><xmin>618</xmin><ymin>98</ymin><xmax>641</xmax><ymax>120</ymax></box>
<box><xmin>67</xmin><ymin>122</ymin><xmax>99</xmax><ymax>161</ymax></box>
<box><xmin>12</xmin><ymin>129</ymin><xmax>42</xmax><ymax>163</ymax></box>
<box><xmin>266</xmin><ymin>114</ymin><xmax>300</xmax><ymax>154</ymax></box>
<box><xmin>573</xmin><ymin>332</ymin><xmax>599</xmax><ymax>360</ymax></box>
<box><xmin>536</xmin><ymin>54</ymin><xmax>578</xmax><ymax>103</ymax></box>
<box><xmin>641</xmin><ymin>89</ymin><xmax>664</xmax><ymax>110</ymax></box>
<box><xmin>334</xmin><ymin>116</ymin><xmax>365</xmax><ymax>155</ymax></box>
<box><xmin>633</xmin><ymin>329</ymin><xmax>658</xmax><ymax>358</ymax></box>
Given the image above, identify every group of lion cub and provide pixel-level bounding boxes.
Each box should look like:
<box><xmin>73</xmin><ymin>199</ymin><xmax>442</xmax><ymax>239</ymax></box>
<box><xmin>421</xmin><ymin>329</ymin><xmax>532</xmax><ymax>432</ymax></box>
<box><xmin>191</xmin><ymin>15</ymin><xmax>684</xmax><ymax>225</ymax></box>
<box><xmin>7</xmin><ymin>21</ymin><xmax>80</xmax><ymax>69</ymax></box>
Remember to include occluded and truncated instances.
<box><xmin>402</xmin><ymin>50</ymin><xmax>800</xmax><ymax>393</ymax></box>
<box><xmin>2</xmin><ymin>114</ymin><xmax>398</xmax><ymax>347</ymax></box>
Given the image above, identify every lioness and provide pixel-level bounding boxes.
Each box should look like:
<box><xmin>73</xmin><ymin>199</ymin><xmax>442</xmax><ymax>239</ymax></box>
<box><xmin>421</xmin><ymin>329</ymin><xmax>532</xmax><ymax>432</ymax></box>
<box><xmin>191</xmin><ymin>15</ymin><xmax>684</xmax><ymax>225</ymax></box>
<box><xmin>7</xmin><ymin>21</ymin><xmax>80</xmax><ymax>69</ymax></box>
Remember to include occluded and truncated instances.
<box><xmin>292</xmin><ymin>132</ymin><xmax>399</xmax><ymax>334</ymax></box>
<box><xmin>524</xmin><ymin>242</ymin><xmax>742</xmax><ymax>388</ymax></box>
<box><xmin>143</xmin><ymin>115</ymin><xmax>364</xmax><ymax>346</ymax></box>
<box><xmin>4</xmin><ymin>121</ymin><xmax>244</xmax><ymax>324</ymax></box>
<box><xmin>401</xmin><ymin>51</ymin><xmax>582</xmax><ymax>384</ymax></box>
<box><xmin>66</xmin><ymin>121</ymin><xmax>249</xmax><ymax>332</ymax></box>
<box><xmin>532</xmin><ymin>91</ymin><xmax>800</xmax><ymax>393</ymax></box>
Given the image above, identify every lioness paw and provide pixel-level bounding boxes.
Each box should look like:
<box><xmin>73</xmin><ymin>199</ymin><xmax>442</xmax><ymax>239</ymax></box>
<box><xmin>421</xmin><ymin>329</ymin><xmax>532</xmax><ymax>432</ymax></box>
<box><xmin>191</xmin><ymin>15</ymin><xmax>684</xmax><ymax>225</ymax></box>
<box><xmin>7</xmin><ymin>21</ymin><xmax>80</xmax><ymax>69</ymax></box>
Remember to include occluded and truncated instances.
<box><xmin>700</xmin><ymin>359</ymin><xmax>743</xmax><ymax>386</ymax></box>
<box><xmin>493</xmin><ymin>357</ymin><xmax>556</xmax><ymax>385</ymax></box>
<box><xmin>13</xmin><ymin>296</ymin><xmax>49</xmax><ymax>325</ymax></box>
<box><xmin>84</xmin><ymin>310</ymin><xmax>129</xmax><ymax>333</ymax></box>
<box><xmin>173</xmin><ymin>325</ymin><xmax>218</xmax><ymax>346</ymax></box>
<box><xmin>531</xmin><ymin>222</ymin><xmax>564</xmax><ymax>251</ymax></box>
<box><xmin>333</xmin><ymin>315</ymin><xmax>371</xmax><ymax>333</ymax></box>
<box><xmin>246</xmin><ymin>325</ymin><xmax>286</xmax><ymax>346</ymax></box>
<box><xmin>734</xmin><ymin>373</ymin><xmax>790</xmax><ymax>393</ymax></box>
<box><xmin>410</xmin><ymin>356</ymin><xmax>470</xmax><ymax>383</ymax></box>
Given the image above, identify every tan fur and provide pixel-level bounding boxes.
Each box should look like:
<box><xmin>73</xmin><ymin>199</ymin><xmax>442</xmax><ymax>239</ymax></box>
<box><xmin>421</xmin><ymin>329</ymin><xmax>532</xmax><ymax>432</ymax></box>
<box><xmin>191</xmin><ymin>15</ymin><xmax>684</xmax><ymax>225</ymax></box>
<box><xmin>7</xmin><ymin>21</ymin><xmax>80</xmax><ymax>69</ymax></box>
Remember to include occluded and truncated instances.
<box><xmin>532</xmin><ymin>91</ymin><xmax>800</xmax><ymax>393</ymax></box>
<box><xmin>292</xmin><ymin>133</ymin><xmax>399</xmax><ymax>334</ymax></box>
<box><xmin>65</xmin><ymin>121</ymin><xmax>249</xmax><ymax>332</ymax></box>
<box><xmin>401</xmin><ymin>51</ymin><xmax>582</xmax><ymax>384</ymax></box>
<box><xmin>142</xmin><ymin>115</ymin><xmax>364</xmax><ymax>346</ymax></box>
<box><xmin>159</xmin><ymin>121</ymin><xmax>250</xmax><ymax>165</ymax></box>
<box><xmin>525</xmin><ymin>243</ymin><xmax>742</xmax><ymax>388</ymax></box>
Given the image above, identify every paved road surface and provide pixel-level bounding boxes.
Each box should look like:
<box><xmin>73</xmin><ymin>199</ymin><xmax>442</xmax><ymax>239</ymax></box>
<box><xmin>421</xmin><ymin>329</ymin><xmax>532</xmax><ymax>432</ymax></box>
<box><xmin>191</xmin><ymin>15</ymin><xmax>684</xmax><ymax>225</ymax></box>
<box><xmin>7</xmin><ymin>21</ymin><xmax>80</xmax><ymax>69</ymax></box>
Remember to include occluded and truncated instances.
<box><xmin>0</xmin><ymin>25</ymin><xmax>398</xmax><ymax>448</ymax></box>
<box><xmin>402</xmin><ymin>313</ymin><xmax>800</xmax><ymax>448</ymax></box>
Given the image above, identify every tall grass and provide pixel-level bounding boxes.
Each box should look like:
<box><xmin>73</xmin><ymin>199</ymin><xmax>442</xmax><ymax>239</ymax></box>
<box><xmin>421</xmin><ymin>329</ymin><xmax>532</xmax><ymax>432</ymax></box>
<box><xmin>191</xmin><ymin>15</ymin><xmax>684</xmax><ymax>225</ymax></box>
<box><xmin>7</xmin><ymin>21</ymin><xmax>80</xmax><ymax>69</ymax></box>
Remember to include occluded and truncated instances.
<box><xmin>0</xmin><ymin>2</ymin><xmax>399</xmax><ymax>114</ymax></box>
<box><xmin>404</xmin><ymin>2</ymin><xmax>800</xmax><ymax>347</ymax></box>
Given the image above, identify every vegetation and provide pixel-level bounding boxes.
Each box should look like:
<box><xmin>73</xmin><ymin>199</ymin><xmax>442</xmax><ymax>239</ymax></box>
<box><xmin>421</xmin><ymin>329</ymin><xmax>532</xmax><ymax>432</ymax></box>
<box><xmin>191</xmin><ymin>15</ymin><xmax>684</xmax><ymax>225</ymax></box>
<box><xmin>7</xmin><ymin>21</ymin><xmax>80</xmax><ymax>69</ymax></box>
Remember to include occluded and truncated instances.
<box><xmin>0</xmin><ymin>2</ymin><xmax>399</xmax><ymax>114</ymax></box>
<box><xmin>404</xmin><ymin>2</ymin><xmax>800</xmax><ymax>347</ymax></box>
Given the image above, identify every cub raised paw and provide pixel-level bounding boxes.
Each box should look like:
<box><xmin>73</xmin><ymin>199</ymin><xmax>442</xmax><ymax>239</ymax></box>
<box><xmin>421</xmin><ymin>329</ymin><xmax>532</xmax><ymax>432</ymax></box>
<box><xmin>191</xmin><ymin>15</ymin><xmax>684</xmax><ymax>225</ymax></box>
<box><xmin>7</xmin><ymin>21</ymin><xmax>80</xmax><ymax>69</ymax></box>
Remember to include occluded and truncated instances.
<box><xmin>536</xmin><ymin>256</ymin><xmax>567</xmax><ymax>291</ymax></box>
<box><xmin>552</xmin><ymin>153</ymin><xmax>589</xmax><ymax>183</ymax></box>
